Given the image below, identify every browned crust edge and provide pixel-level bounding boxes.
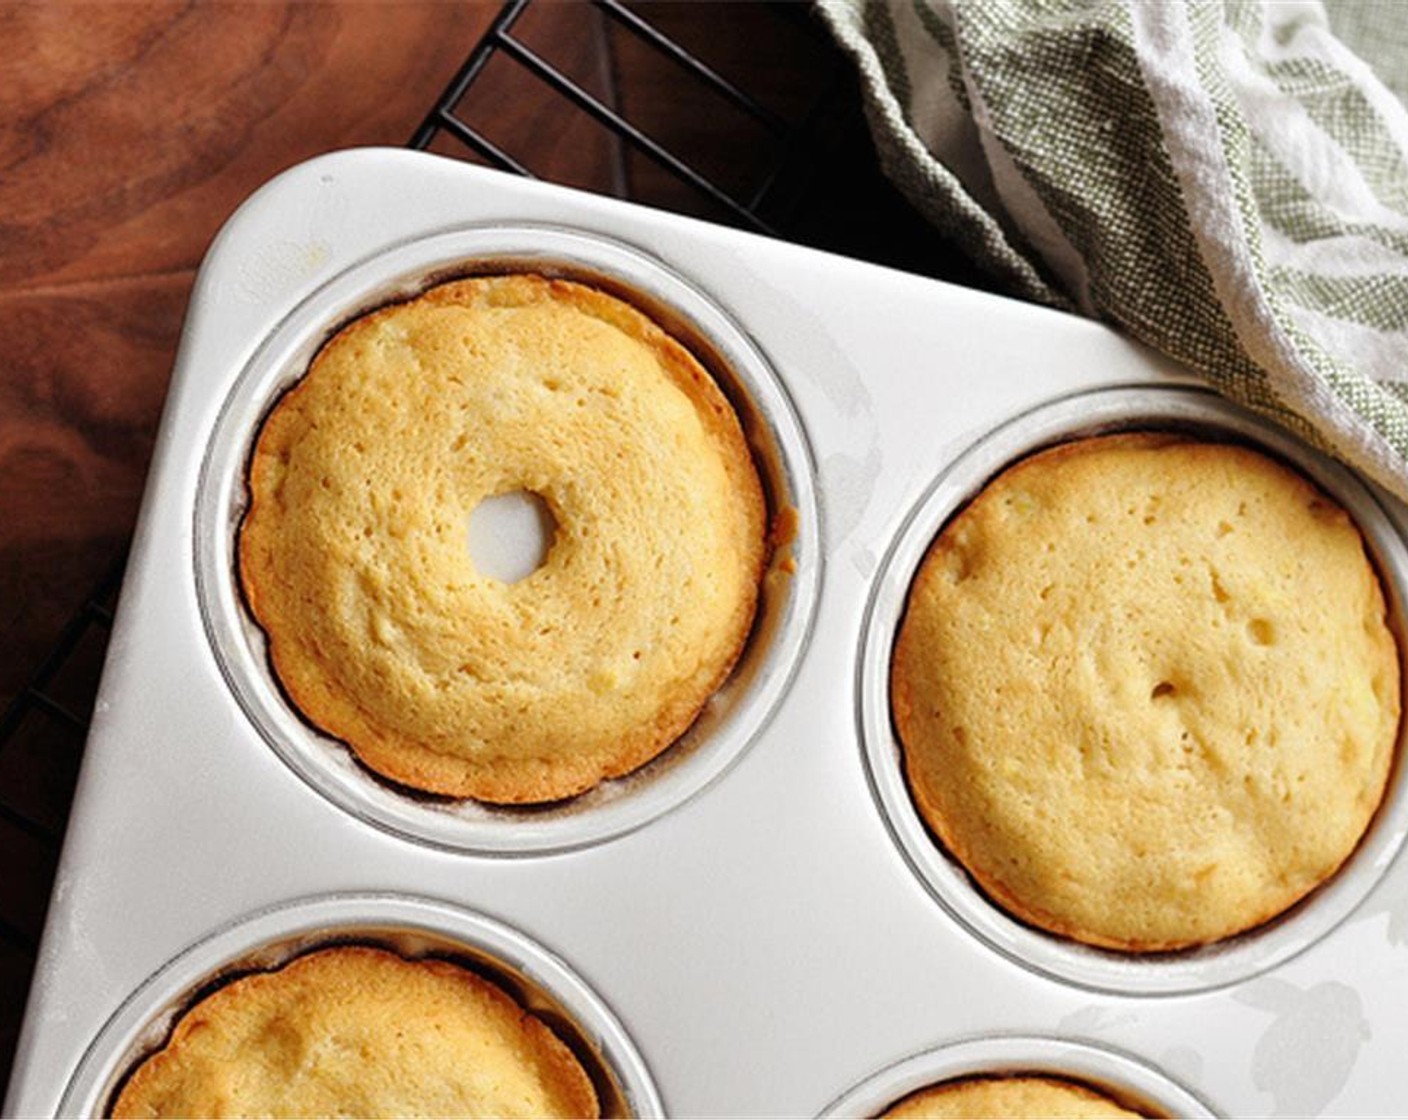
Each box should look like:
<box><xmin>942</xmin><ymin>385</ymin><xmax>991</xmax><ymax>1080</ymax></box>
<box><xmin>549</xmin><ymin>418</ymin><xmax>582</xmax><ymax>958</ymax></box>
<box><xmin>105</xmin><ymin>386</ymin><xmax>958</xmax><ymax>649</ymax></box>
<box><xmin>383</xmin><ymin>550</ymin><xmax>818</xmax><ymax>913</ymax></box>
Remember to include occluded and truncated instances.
<box><xmin>881</xmin><ymin>1072</ymin><xmax>1151</xmax><ymax>1118</ymax></box>
<box><xmin>110</xmin><ymin>945</ymin><xmax>600</xmax><ymax>1119</ymax></box>
<box><xmin>890</xmin><ymin>432</ymin><xmax>1403</xmax><ymax>953</ymax></box>
<box><xmin>237</xmin><ymin>273</ymin><xmax>769</xmax><ymax>804</ymax></box>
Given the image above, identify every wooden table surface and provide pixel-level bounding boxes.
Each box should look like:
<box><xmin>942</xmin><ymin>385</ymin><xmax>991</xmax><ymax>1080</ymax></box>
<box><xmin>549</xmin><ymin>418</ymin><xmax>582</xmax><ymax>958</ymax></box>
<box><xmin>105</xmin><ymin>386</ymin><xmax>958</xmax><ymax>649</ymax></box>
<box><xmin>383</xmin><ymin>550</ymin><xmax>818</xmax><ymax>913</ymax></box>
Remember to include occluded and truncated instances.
<box><xmin>0</xmin><ymin>1</ymin><xmax>981</xmax><ymax>1095</ymax></box>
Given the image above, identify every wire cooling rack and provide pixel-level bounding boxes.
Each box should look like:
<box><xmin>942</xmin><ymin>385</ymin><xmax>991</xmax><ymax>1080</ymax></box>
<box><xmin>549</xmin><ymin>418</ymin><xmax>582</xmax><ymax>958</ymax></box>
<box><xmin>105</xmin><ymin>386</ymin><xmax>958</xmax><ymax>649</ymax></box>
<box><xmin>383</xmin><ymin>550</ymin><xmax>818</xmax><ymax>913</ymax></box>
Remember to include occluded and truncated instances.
<box><xmin>0</xmin><ymin>0</ymin><xmax>980</xmax><ymax>1088</ymax></box>
<box><xmin>412</xmin><ymin>0</ymin><xmax>817</xmax><ymax>233</ymax></box>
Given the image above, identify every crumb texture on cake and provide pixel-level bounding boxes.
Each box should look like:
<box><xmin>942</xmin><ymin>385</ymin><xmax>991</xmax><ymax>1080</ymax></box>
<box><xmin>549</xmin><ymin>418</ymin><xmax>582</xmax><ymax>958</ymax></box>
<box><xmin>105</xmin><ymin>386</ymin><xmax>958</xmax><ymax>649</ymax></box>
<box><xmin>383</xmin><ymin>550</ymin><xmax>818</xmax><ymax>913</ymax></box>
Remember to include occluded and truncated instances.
<box><xmin>110</xmin><ymin>946</ymin><xmax>599</xmax><ymax>1119</ymax></box>
<box><xmin>881</xmin><ymin>1074</ymin><xmax>1144</xmax><ymax>1119</ymax></box>
<box><xmin>892</xmin><ymin>434</ymin><xmax>1401</xmax><ymax>950</ymax></box>
<box><xmin>239</xmin><ymin>274</ymin><xmax>767</xmax><ymax>804</ymax></box>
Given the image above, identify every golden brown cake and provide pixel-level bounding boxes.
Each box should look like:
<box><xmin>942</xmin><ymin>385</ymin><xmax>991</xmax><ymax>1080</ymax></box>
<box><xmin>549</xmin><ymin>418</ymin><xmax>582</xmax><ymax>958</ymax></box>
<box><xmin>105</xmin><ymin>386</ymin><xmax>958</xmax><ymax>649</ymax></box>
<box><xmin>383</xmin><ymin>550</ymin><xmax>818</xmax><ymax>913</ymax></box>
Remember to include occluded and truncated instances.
<box><xmin>892</xmin><ymin>433</ymin><xmax>1400</xmax><ymax>951</ymax></box>
<box><xmin>881</xmin><ymin>1074</ymin><xmax>1143</xmax><ymax>1119</ymax></box>
<box><xmin>111</xmin><ymin>946</ymin><xmax>599</xmax><ymax>1119</ymax></box>
<box><xmin>239</xmin><ymin>274</ymin><xmax>767</xmax><ymax>804</ymax></box>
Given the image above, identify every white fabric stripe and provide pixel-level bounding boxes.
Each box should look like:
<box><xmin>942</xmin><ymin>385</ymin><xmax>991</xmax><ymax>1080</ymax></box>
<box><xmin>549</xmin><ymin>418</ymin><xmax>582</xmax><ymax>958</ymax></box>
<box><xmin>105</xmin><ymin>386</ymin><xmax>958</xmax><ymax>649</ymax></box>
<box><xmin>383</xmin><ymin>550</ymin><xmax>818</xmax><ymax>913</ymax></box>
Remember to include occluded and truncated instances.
<box><xmin>893</xmin><ymin>0</ymin><xmax>1001</xmax><ymax>214</ymax></box>
<box><xmin>1286</xmin><ymin>302</ymin><xmax>1408</xmax><ymax>385</ymax></box>
<box><xmin>948</xmin><ymin>6</ymin><xmax>1096</xmax><ymax>313</ymax></box>
<box><xmin>1261</xmin><ymin>221</ymin><xmax>1408</xmax><ymax>277</ymax></box>
<box><xmin>1258</xmin><ymin>1</ymin><xmax>1408</xmax><ymax>174</ymax></box>
<box><xmin>1127</xmin><ymin>0</ymin><xmax>1405</xmax><ymax>489</ymax></box>
<box><xmin>814</xmin><ymin>0</ymin><xmax>1060</xmax><ymax>304</ymax></box>
<box><xmin>1253</xmin><ymin>0</ymin><xmax>1332</xmax><ymax>64</ymax></box>
<box><xmin>1221</xmin><ymin>30</ymin><xmax>1408</xmax><ymax>234</ymax></box>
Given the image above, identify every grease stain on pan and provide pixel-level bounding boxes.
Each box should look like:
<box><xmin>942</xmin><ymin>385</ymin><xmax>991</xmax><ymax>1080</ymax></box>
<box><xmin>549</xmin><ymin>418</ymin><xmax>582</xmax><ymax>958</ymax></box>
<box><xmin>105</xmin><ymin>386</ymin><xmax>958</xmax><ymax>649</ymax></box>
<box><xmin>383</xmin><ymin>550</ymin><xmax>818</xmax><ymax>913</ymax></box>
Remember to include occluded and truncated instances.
<box><xmin>1235</xmin><ymin>978</ymin><xmax>1368</xmax><ymax>1118</ymax></box>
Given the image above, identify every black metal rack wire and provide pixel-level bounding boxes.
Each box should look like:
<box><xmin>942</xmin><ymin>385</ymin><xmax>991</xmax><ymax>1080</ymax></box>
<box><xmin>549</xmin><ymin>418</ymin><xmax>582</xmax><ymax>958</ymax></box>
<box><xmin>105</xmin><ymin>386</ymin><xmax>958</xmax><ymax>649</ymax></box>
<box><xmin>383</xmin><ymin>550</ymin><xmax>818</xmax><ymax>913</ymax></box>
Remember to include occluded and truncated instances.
<box><xmin>411</xmin><ymin>0</ymin><xmax>813</xmax><ymax>234</ymax></box>
<box><xmin>0</xmin><ymin>559</ymin><xmax>124</xmax><ymax>947</ymax></box>
<box><xmin>0</xmin><ymin>0</ymin><xmax>978</xmax><ymax>1088</ymax></box>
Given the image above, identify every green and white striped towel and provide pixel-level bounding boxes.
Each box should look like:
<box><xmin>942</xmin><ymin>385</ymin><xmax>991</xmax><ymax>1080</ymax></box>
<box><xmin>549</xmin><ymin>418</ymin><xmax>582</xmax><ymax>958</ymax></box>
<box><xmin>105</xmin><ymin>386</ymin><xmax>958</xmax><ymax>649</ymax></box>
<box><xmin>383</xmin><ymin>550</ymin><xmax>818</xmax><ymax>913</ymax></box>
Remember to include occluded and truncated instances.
<box><xmin>819</xmin><ymin>0</ymin><xmax>1408</xmax><ymax>501</ymax></box>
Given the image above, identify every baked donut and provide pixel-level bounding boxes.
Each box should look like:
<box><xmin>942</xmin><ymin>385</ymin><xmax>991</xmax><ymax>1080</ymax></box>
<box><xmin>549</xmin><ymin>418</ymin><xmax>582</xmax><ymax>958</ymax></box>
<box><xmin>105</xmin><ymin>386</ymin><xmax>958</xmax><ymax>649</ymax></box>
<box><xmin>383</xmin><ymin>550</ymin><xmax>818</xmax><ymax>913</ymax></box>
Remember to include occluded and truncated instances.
<box><xmin>881</xmin><ymin>1074</ymin><xmax>1143</xmax><ymax>1119</ymax></box>
<box><xmin>891</xmin><ymin>433</ymin><xmax>1400</xmax><ymax>950</ymax></box>
<box><xmin>239</xmin><ymin>274</ymin><xmax>767</xmax><ymax>803</ymax></box>
<box><xmin>110</xmin><ymin>946</ymin><xmax>598</xmax><ymax>1118</ymax></box>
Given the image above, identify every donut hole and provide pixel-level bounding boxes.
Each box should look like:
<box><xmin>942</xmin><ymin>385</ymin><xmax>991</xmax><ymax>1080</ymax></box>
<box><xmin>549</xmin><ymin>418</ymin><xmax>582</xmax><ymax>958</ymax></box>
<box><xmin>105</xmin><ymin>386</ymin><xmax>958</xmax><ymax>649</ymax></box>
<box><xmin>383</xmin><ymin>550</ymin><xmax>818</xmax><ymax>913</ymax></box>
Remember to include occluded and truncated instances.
<box><xmin>467</xmin><ymin>490</ymin><xmax>557</xmax><ymax>584</ymax></box>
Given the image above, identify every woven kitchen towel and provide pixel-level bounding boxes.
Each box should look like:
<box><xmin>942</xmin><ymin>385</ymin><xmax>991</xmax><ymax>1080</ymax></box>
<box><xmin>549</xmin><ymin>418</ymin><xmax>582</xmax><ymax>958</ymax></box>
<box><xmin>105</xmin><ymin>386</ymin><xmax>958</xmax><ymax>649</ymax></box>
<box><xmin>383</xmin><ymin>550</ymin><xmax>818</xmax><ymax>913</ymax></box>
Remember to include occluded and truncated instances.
<box><xmin>818</xmin><ymin>0</ymin><xmax>1408</xmax><ymax>501</ymax></box>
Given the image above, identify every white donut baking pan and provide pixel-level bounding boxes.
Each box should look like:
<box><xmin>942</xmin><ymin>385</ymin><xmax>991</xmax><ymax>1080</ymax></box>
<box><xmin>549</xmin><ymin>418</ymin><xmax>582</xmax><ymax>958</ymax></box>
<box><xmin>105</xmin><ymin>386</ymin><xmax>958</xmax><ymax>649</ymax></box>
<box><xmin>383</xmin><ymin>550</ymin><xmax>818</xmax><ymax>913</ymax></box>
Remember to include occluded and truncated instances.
<box><xmin>8</xmin><ymin>148</ymin><xmax>1408</xmax><ymax>1118</ymax></box>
